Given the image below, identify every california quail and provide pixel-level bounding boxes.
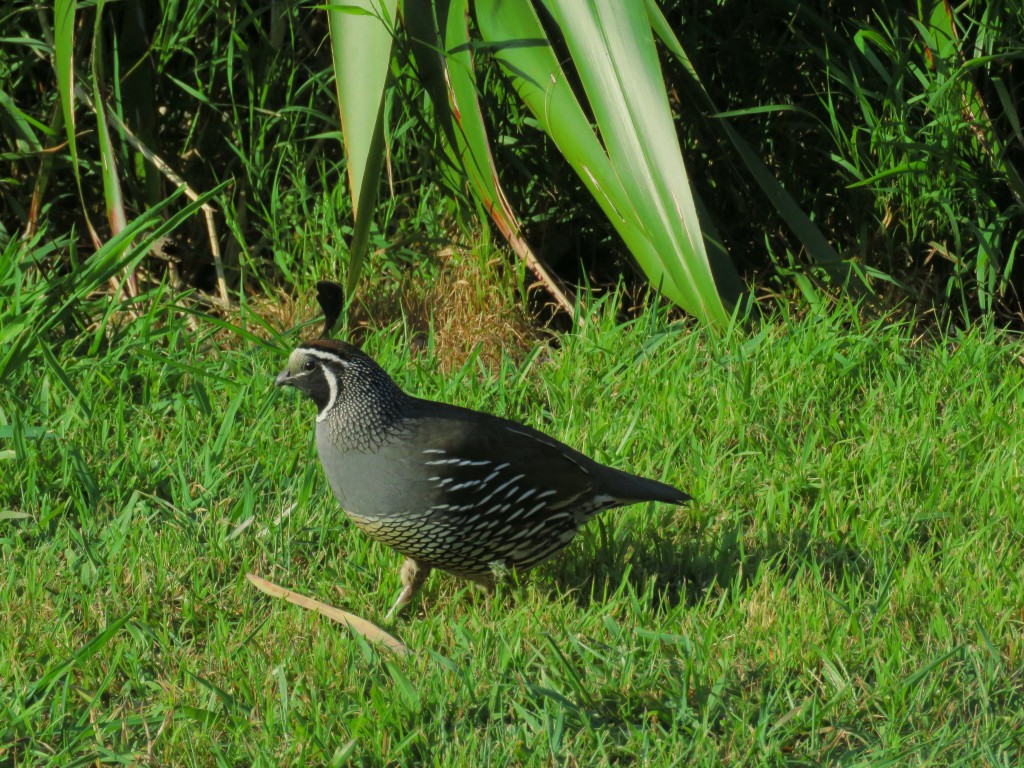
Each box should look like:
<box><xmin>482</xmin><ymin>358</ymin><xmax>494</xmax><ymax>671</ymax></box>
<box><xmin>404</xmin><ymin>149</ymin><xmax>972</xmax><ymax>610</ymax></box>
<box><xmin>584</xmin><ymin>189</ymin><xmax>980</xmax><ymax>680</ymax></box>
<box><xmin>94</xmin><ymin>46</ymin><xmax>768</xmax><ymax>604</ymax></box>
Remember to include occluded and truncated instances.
<box><xmin>276</xmin><ymin>339</ymin><xmax>691</xmax><ymax>618</ymax></box>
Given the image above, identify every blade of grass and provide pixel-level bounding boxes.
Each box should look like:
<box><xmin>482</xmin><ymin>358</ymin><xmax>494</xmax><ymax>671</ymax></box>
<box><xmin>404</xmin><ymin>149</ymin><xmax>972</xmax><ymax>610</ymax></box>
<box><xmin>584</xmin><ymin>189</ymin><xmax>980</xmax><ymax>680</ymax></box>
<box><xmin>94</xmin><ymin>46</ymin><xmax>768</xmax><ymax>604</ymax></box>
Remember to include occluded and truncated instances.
<box><xmin>50</xmin><ymin>0</ymin><xmax>102</xmax><ymax>250</ymax></box>
<box><xmin>91</xmin><ymin>0</ymin><xmax>137</xmax><ymax>298</ymax></box>
<box><xmin>52</xmin><ymin>0</ymin><xmax>78</xmax><ymax>187</ymax></box>
<box><xmin>24</xmin><ymin>614</ymin><xmax>131</xmax><ymax>701</ymax></box>
<box><xmin>0</xmin><ymin>185</ymin><xmax>221</xmax><ymax>385</ymax></box>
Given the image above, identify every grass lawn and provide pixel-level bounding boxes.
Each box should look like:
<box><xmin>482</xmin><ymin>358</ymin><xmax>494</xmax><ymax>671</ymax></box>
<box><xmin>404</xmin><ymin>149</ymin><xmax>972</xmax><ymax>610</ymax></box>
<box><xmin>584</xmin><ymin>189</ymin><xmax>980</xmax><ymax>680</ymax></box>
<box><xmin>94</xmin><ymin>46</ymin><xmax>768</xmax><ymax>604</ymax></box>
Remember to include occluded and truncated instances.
<box><xmin>2</xmin><ymin>298</ymin><xmax>1023</xmax><ymax>766</ymax></box>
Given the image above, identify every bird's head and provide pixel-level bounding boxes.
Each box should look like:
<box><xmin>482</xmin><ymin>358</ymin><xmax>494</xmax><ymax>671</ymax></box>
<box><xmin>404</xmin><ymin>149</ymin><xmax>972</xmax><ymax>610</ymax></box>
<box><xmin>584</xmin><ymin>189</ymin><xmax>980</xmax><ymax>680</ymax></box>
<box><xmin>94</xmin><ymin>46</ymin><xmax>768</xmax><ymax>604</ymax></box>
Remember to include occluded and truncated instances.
<box><xmin>276</xmin><ymin>339</ymin><xmax>404</xmax><ymax>423</ymax></box>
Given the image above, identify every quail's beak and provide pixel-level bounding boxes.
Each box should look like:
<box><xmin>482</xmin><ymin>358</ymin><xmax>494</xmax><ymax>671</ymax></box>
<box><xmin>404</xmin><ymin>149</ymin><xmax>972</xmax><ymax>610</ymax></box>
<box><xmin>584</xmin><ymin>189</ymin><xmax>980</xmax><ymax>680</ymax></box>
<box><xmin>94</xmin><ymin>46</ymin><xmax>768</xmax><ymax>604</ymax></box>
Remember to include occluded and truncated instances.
<box><xmin>275</xmin><ymin>369</ymin><xmax>293</xmax><ymax>388</ymax></box>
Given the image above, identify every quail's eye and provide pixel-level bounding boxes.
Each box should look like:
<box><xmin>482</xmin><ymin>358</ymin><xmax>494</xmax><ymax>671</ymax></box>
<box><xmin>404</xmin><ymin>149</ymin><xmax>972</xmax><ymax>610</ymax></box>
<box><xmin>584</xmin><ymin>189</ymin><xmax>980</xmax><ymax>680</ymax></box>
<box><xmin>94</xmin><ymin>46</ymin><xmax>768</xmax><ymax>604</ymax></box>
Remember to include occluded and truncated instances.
<box><xmin>302</xmin><ymin>360</ymin><xmax>317</xmax><ymax>372</ymax></box>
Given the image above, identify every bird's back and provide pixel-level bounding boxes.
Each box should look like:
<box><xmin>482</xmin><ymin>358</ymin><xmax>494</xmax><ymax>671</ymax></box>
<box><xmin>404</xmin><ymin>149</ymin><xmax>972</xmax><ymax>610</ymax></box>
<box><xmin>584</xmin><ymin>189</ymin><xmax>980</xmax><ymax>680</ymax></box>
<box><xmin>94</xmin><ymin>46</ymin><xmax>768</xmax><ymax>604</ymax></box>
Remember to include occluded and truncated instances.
<box><xmin>315</xmin><ymin>395</ymin><xmax>688</xmax><ymax>576</ymax></box>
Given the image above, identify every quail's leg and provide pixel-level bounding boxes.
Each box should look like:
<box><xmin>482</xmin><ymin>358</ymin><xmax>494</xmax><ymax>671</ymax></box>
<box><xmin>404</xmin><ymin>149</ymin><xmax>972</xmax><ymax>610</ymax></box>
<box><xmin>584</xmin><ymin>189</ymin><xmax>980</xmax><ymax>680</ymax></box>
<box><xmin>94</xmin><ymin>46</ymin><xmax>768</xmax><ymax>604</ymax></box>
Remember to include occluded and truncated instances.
<box><xmin>464</xmin><ymin>568</ymin><xmax>499</xmax><ymax>607</ymax></box>
<box><xmin>485</xmin><ymin>559</ymin><xmax>511</xmax><ymax>588</ymax></box>
<box><xmin>385</xmin><ymin>557</ymin><xmax>431</xmax><ymax>621</ymax></box>
<box><xmin>472</xmin><ymin>569</ymin><xmax>498</xmax><ymax>593</ymax></box>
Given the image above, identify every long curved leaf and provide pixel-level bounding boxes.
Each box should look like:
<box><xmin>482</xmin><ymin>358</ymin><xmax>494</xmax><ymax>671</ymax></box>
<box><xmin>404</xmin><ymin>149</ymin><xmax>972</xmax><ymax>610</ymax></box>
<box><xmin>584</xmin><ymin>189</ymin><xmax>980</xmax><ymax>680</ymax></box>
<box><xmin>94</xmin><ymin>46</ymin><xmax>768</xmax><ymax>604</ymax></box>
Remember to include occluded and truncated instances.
<box><xmin>328</xmin><ymin>0</ymin><xmax>399</xmax><ymax>294</ymax></box>
<box><xmin>646</xmin><ymin>0</ymin><xmax>853</xmax><ymax>286</ymax></box>
<box><xmin>405</xmin><ymin>0</ymin><xmax>576</xmax><ymax>315</ymax></box>
<box><xmin>476</xmin><ymin>0</ymin><xmax>736</xmax><ymax>324</ymax></box>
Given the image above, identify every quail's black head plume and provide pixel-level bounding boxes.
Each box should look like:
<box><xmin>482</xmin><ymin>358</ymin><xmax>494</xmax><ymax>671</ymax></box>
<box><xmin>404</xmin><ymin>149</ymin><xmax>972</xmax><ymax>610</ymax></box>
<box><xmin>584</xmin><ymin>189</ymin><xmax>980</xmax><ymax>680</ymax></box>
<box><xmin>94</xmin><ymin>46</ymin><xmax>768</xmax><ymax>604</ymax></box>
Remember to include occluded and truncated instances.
<box><xmin>276</xmin><ymin>333</ymin><xmax>691</xmax><ymax>620</ymax></box>
<box><xmin>316</xmin><ymin>280</ymin><xmax>345</xmax><ymax>338</ymax></box>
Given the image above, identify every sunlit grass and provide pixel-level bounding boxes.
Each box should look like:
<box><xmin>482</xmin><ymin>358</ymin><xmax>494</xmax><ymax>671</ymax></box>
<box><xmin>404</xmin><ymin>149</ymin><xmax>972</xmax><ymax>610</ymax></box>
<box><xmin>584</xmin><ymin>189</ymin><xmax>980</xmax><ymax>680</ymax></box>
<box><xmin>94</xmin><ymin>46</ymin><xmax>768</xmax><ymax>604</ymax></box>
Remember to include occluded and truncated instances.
<box><xmin>2</xmin><ymin>291</ymin><xmax>1022</xmax><ymax>765</ymax></box>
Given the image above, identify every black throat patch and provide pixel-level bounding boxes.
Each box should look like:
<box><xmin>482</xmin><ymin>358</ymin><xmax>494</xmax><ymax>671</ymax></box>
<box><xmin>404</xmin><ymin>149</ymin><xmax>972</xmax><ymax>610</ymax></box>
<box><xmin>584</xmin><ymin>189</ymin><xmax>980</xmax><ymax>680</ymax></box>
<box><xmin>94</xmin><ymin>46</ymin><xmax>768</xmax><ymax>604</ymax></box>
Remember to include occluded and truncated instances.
<box><xmin>301</xmin><ymin>365</ymin><xmax>334</xmax><ymax>415</ymax></box>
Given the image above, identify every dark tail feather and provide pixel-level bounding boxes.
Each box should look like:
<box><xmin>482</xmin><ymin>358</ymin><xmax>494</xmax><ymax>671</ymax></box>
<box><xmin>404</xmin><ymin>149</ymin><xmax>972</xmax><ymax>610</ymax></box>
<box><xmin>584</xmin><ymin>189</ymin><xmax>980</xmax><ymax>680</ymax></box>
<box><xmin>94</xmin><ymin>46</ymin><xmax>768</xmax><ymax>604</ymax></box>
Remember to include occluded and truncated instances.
<box><xmin>603</xmin><ymin>466</ymin><xmax>692</xmax><ymax>505</ymax></box>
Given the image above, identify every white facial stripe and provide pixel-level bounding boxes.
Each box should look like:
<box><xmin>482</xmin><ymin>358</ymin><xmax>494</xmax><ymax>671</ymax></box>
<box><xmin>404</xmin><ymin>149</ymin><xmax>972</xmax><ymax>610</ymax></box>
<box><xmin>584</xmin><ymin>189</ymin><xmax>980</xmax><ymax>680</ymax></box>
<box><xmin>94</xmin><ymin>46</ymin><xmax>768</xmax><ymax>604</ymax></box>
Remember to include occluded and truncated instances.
<box><xmin>316</xmin><ymin>367</ymin><xmax>338</xmax><ymax>423</ymax></box>
<box><xmin>295</xmin><ymin>348</ymin><xmax>347</xmax><ymax>423</ymax></box>
<box><xmin>300</xmin><ymin>347</ymin><xmax>350</xmax><ymax>366</ymax></box>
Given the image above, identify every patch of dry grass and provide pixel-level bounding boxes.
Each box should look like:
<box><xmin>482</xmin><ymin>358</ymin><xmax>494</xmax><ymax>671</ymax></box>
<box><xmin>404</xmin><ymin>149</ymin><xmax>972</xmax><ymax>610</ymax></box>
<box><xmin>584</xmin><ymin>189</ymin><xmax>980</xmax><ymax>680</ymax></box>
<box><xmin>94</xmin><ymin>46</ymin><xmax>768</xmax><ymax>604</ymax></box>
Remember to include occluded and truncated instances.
<box><xmin>355</xmin><ymin>244</ymin><xmax>544</xmax><ymax>372</ymax></box>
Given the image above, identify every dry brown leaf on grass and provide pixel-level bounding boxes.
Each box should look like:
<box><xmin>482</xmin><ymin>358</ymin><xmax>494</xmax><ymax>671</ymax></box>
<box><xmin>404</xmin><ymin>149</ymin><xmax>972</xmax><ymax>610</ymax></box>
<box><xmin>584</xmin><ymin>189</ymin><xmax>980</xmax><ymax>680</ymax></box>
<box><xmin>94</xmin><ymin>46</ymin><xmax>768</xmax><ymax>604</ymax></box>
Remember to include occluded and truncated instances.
<box><xmin>246</xmin><ymin>573</ymin><xmax>410</xmax><ymax>656</ymax></box>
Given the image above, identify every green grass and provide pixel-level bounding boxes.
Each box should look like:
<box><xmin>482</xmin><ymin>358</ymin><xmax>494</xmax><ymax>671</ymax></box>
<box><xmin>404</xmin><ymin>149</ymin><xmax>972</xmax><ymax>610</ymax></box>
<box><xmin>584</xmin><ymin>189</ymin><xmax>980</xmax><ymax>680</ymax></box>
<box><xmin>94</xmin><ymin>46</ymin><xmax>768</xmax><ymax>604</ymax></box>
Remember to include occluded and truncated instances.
<box><xmin>2</xmin><ymin>295</ymin><xmax>1023</xmax><ymax>766</ymax></box>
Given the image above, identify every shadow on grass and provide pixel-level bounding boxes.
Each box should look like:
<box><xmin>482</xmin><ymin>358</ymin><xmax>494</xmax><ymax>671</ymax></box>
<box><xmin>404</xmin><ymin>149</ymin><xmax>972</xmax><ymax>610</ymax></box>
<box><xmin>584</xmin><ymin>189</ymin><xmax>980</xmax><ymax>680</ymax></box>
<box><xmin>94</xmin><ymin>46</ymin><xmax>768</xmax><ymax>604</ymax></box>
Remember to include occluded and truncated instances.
<box><xmin>539</xmin><ymin>505</ymin><xmax>876</xmax><ymax>611</ymax></box>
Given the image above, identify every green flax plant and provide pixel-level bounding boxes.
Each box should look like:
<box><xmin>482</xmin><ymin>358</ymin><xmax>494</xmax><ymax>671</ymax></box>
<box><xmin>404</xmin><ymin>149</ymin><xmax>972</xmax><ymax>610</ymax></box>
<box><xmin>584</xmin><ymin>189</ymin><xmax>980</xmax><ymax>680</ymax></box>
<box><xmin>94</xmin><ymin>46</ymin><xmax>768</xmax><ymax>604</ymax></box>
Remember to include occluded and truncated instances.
<box><xmin>330</xmin><ymin>0</ymin><xmax>858</xmax><ymax>326</ymax></box>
